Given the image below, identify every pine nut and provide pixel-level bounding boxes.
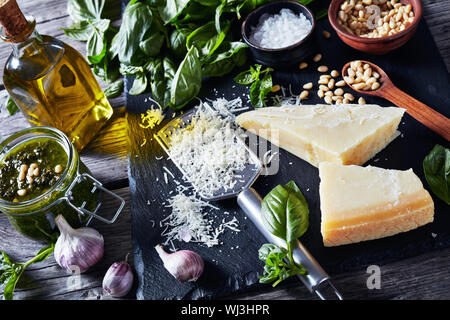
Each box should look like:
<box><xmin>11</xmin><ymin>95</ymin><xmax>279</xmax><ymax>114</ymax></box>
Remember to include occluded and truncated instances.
<box><xmin>317</xmin><ymin>65</ymin><xmax>328</xmax><ymax>73</ymax></box>
<box><xmin>358</xmin><ymin>97</ymin><xmax>366</xmax><ymax>104</ymax></box>
<box><xmin>325</xmin><ymin>91</ymin><xmax>333</xmax><ymax>97</ymax></box>
<box><xmin>344</xmin><ymin>93</ymin><xmax>355</xmax><ymax>101</ymax></box>
<box><xmin>271</xmin><ymin>85</ymin><xmax>281</xmax><ymax>92</ymax></box>
<box><xmin>55</xmin><ymin>165</ymin><xmax>63</xmax><ymax>174</ymax></box>
<box><xmin>318</xmin><ymin>90</ymin><xmax>325</xmax><ymax>98</ymax></box>
<box><xmin>328</xmin><ymin>79</ymin><xmax>335</xmax><ymax>89</ymax></box>
<box><xmin>17</xmin><ymin>189</ymin><xmax>27</xmax><ymax>197</ymax></box>
<box><xmin>313</xmin><ymin>54</ymin><xmax>322</xmax><ymax>63</ymax></box>
<box><xmin>324</xmin><ymin>96</ymin><xmax>333</xmax><ymax>104</ymax></box>
<box><xmin>334</xmin><ymin>88</ymin><xmax>344</xmax><ymax>96</ymax></box>
<box><xmin>319</xmin><ymin>85</ymin><xmax>330</xmax><ymax>92</ymax></box>
<box><xmin>371</xmin><ymin>82</ymin><xmax>381</xmax><ymax>90</ymax></box>
<box><xmin>335</xmin><ymin>80</ymin><xmax>346</xmax><ymax>87</ymax></box>
<box><xmin>353</xmin><ymin>83</ymin><xmax>367</xmax><ymax>90</ymax></box>
<box><xmin>322</xmin><ymin>30</ymin><xmax>331</xmax><ymax>39</ymax></box>
<box><xmin>330</xmin><ymin>70</ymin><xmax>340</xmax><ymax>77</ymax></box>
<box><xmin>299</xmin><ymin>90</ymin><xmax>309</xmax><ymax>100</ymax></box>
<box><xmin>303</xmin><ymin>82</ymin><xmax>313</xmax><ymax>90</ymax></box>
<box><xmin>33</xmin><ymin>168</ymin><xmax>39</xmax><ymax>177</ymax></box>
<box><xmin>27</xmin><ymin>175</ymin><xmax>33</xmax><ymax>184</ymax></box>
<box><xmin>18</xmin><ymin>164</ymin><xmax>28</xmax><ymax>182</ymax></box>
<box><xmin>318</xmin><ymin>78</ymin><xmax>329</xmax><ymax>85</ymax></box>
<box><xmin>299</xmin><ymin>62</ymin><xmax>308</xmax><ymax>70</ymax></box>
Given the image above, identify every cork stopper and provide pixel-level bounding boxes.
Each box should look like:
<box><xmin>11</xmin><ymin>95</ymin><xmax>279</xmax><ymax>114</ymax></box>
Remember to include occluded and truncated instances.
<box><xmin>0</xmin><ymin>0</ymin><xmax>28</xmax><ymax>38</ymax></box>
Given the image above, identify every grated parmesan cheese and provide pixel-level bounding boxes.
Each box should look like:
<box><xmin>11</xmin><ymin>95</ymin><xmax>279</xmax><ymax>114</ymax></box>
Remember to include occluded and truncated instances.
<box><xmin>161</xmin><ymin>188</ymin><xmax>240</xmax><ymax>248</ymax></box>
<box><xmin>139</xmin><ymin>106</ymin><xmax>165</xmax><ymax>129</ymax></box>
<box><xmin>168</xmin><ymin>105</ymin><xmax>251</xmax><ymax>198</ymax></box>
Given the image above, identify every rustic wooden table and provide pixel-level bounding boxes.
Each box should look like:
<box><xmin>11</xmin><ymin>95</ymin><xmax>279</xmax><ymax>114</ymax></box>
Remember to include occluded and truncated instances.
<box><xmin>0</xmin><ymin>0</ymin><xmax>449</xmax><ymax>300</ymax></box>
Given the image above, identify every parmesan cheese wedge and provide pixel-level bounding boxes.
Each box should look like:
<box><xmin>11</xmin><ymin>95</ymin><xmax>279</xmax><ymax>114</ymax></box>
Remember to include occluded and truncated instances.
<box><xmin>319</xmin><ymin>162</ymin><xmax>434</xmax><ymax>247</ymax></box>
<box><xmin>235</xmin><ymin>104</ymin><xmax>405</xmax><ymax>167</ymax></box>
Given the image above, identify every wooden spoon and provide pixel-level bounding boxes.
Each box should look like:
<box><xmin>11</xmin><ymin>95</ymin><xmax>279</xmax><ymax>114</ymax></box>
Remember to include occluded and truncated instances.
<box><xmin>342</xmin><ymin>60</ymin><xmax>450</xmax><ymax>141</ymax></box>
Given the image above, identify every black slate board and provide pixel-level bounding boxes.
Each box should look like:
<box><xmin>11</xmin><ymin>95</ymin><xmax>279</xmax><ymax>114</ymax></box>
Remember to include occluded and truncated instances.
<box><xmin>126</xmin><ymin>2</ymin><xmax>450</xmax><ymax>300</ymax></box>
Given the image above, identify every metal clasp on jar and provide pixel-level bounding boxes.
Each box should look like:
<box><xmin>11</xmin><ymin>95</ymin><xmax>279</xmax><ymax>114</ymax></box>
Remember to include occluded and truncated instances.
<box><xmin>64</xmin><ymin>172</ymin><xmax>125</xmax><ymax>225</ymax></box>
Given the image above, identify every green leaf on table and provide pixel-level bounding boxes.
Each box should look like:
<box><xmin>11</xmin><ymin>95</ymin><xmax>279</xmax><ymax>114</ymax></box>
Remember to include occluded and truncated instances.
<box><xmin>169</xmin><ymin>46</ymin><xmax>202</xmax><ymax>110</ymax></box>
<box><xmin>202</xmin><ymin>41</ymin><xmax>247</xmax><ymax>77</ymax></box>
<box><xmin>1</xmin><ymin>244</ymin><xmax>54</xmax><ymax>300</ymax></box>
<box><xmin>261</xmin><ymin>180</ymin><xmax>309</xmax><ymax>246</ymax></box>
<box><xmin>129</xmin><ymin>71</ymin><xmax>148</xmax><ymax>96</ymax></box>
<box><xmin>423</xmin><ymin>144</ymin><xmax>450</xmax><ymax>205</ymax></box>
<box><xmin>104</xmin><ymin>79</ymin><xmax>124</xmax><ymax>99</ymax></box>
<box><xmin>5</xmin><ymin>97</ymin><xmax>19</xmax><ymax>115</ymax></box>
<box><xmin>186</xmin><ymin>21</ymin><xmax>230</xmax><ymax>60</ymax></box>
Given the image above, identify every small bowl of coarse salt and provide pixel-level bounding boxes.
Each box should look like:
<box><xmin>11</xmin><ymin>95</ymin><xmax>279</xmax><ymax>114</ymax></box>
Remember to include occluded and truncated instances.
<box><xmin>241</xmin><ymin>1</ymin><xmax>316</xmax><ymax>68</ymax></box>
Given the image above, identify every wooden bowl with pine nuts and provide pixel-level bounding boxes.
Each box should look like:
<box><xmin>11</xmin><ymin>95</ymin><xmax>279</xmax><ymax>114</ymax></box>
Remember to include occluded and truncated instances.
<box><xmin>328</xmin><ymin>0</ymin><xmax>423</xmax><ymax>55</ymax></box>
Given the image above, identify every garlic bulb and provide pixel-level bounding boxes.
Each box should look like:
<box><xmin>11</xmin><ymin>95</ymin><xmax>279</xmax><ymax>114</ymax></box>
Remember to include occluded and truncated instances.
<box><xmin>155</xmin><ymin>245</ymin><xmax>204</xmax><ymax>282</ymax></box>
<box><xmin>103</xmin><ymin>254</ymin><xmax>134</xmax><ymax>297</ymax></box>
<box><xmin>54</xmin><ymin>214</ymin><xmax>104</xmax><ymax>273</ymax></box>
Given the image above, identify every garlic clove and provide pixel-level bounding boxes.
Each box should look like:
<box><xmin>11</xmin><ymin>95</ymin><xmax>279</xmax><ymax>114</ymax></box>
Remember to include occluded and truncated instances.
<box><xmin>102</xmin><ymin>254</ymin><xmax>134</xmax><ymax>298</ymax></box>
<box><xmin>155</xmin><ymin>245</ymin><xmax>204</xmax><ymax>282</ymax></box>
<box><xmin>54</xmin><ymin>215</ymin><xmax>104</xmax><ymax>273</ymax></box>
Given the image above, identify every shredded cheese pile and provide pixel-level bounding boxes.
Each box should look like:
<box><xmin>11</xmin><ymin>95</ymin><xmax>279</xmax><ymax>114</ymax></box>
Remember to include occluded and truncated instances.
<box><xmin>139</xmin><ymin>107</ymin><xmax>165</xmax><ymax>129</ymax></box>
<box><xmin>168</xmin><ymin>106</ymin><xmax>250</xmax><ymax>198</ymax></box>
<box><xmin>161</xmin><ymin>188</ymin><xmax>240</xmax><ymax>248</ymax></box>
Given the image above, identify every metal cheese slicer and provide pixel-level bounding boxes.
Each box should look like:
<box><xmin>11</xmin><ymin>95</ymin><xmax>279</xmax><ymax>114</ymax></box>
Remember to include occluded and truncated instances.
<box><xmin>155</xmin><ymin>106</ymin><xmax>343</xmax><ymax>300</ymax></box>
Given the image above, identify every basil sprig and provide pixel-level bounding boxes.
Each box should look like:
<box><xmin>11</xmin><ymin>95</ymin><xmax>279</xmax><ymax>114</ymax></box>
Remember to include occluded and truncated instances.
<box><xmin>423</xmin><ymin>144</ymin><xmax>450</xmax><ymax>205</ymax></box>
<box><xmin>0</xmin><ymin>244</ymin><xmax>55</xmax><ymax>300</ymax></box>
<box><xmin>258</xmin><ymin>181</ymin><xmax>309</xmax><ymax>287</ymax></box>
<box><xmin>234</xmin><ymin>64</ymin><xmax>274</xmax><ymax>108</ymax></box>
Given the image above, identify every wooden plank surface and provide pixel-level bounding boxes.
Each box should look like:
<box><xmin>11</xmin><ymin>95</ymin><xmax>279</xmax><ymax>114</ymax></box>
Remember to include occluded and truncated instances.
<box><xmin>0</xmin><ymin>0</ymin><xmax>449</xmax><ymax>300</ymax></box>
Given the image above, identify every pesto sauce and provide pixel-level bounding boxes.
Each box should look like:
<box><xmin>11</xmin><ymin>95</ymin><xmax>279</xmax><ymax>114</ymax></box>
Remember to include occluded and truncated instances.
<box><xmin>0</xmin><ymin>137</ymin><xmax>99</xmax><ymax>241</ymax></box>
<box><xmin>0</xmin><ymin>138</ymin><xmax>68</xmax><ymax>202</ymax></box>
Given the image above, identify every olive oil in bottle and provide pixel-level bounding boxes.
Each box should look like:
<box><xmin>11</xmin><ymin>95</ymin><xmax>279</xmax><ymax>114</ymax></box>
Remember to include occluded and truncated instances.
<box><xmin>0</xmin><ymin>0</ymin><xmax>113</xmax><ymax>151</ymax></box>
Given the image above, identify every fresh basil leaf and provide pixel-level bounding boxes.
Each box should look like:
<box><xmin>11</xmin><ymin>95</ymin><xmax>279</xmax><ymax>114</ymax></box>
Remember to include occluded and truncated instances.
<box><xmin>147</xmin><ymin>58</ymin><xmax>176</xmax><ymax>108</ymax></box>
<box><xmin>158</xmin><ymin>0</ymin><xmax>190</xmax><ymax>23</ymax></box>
<box><xmin>140</xmin><ymin>30</ymin><xmax>164</xmax><ymax>57</ymax></box>
<box><xmin>423</xmin><ymin>144</ymin><xmax>450</xmax><ymax>205</ymax></box>
<box><xmin>110</xmin><ymin>2</ymin><xmax>153</xmax><ymax>65</ymax></box>
<box><xmin>62</xmin><ymin>20</ymin><xmax>93</xmax><ymax>41</ymax></box>
<box><xmin>104</xmin><ymin>79</ymin><xmax>124</xmax><ymax>99</ymax></box>
<box><xmin>214</xmin><ymin>0</ymin><xmax>226</xmax><ymax>33</ymax></box>
<box><xmin>193</xmin><ymin>0</ymin><xmax>221</xmax><ymax>6</ymax></box>
<box><xmin>261</xmin><ymin>181</ymin><xmax>309</xmax><ymax>246</ymax></box>
<box><xmin>170</xmin><ymin>28</ymin><xmax>190</xmax><ymax>58</ymax></box>
<box><xmin>170</xmin><ymin>46</ymin><xmax>202</xmax><ymax>109</ymax></box>
<box><xmin>67</xmin><ymin>0</ymin><xmax>105</xmax><ymax>22</ymax></box>
<box><xmin>202</xmin><ymin>41</ymin><xmax>247</xmax><ymax>77</ymax></box>
<box><xmin>129</xmin><ymin>72</ymin><xmax>148</xmax><ymax>95</ymax></box>
<box><xmin>186</xmin><ymin>21</ymin><xmax>230</xmax><ymax>60</ymax></box>
<box><xmin>233</xmin><ymin>69</ymin><xmax>255</xmax><ymax>85</ymax></box>
<box><xmin>5</xmin><ymin>97</ymin><xmax>19</xmax><ymax>115</ymax></box>
<box><xmin>86</xmin><ymin>20</ymin><xmax>110</xmax><ymax>64</ymax></box>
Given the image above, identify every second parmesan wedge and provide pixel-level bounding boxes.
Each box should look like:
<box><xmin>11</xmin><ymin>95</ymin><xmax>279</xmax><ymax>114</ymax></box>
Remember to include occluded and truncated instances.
<box><xmin>319</xmin><ymin>162</ymin><xmax>434</xmax><ymax>247</ymax></box>
<box><xmin>235</xmin><ymin>104</ymin><xmax>405</xmax><ymax>167</ymax></box>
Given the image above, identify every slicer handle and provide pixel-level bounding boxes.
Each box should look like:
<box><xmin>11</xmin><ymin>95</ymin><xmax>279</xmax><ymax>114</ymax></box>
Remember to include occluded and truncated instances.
<box><xmin>237</xmin><ymin>188</ymin><xmax>342</xmax><ymax>300</ymax></box>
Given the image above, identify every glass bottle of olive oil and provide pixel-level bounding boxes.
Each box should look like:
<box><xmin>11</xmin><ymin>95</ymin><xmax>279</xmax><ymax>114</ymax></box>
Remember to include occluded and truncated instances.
<box><xmin>0</xmin><ymin>0</ymin><xmax>113</xmax><ymax>151</ymax></box>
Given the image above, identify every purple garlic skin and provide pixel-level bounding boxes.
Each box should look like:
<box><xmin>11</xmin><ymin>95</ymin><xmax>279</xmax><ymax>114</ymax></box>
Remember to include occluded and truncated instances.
<box><xmin>103</xmin><ymin>260</ymin><xmax>134</xmax><ymax>297</ymax></box>
<box><xmin>54</xmin><ymin>215</ymin><xmax>104</xmax><ymax>273</ymax></box>
<box><xmin>155</xmin><ymin>245</ymin><xmax>204</xmax><ymax>282</ymax></box>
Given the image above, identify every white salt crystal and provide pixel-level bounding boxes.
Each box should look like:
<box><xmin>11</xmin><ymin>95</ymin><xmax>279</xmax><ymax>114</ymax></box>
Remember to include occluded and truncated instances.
<box><xmin>249</xmin><ymin>8</ymin><xmax>312</xmax><ymax>49</ymax></box>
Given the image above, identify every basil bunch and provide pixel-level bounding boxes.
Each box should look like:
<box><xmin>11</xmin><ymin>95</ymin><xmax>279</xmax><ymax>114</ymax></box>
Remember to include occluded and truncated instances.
<box><xmin>423</xmin><ymin>144</ymin><xmax>450</xmax><ymax>205</ymax></box>
<box><xmin>1</xmin><ymin>244</ymin><xmax>55</xmax><ymax>300</ymax></box>
<box><xmin>63</xmin><ymin>0</ymin><xmax>273</xmax><ymax>110</ymax></box>
<box><xmin>258</xmin><ymin>181</ymin><xmax>309</xmax><ymax>286</ymax></box>
<box><xmin>234</xmin><ymin>64</ymin><xmax>273</xmax><ymax>108</ymax></box>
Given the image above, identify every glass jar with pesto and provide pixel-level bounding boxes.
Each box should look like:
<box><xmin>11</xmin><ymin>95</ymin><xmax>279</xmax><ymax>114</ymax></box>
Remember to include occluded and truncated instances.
<box><xmin>0</xmin><ymin>127</ymin><xmax>124</xmax><ymax>241</ymax></box>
